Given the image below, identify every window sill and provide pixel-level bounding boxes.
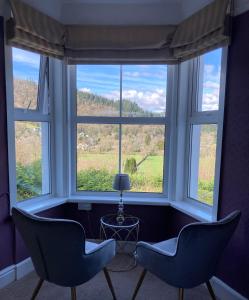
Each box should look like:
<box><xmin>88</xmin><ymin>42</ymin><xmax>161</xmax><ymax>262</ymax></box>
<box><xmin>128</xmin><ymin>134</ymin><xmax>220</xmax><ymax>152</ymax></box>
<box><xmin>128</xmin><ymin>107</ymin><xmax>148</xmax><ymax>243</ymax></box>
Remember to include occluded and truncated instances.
<box><xmin>14</xmin><ymin>195</ymin><xmax>213</xmax><ymax>222</ymax></box>
<box><xmin>170</xmin><ymin>200</ymin><xmax>213</xmax><ymax>222</ymax></box>
<box><xmin>68</xmin><ymin>195</ymin><xmax>213</xmax><ymax>222</ymax></box>
<box><xmin>16</xmin><ymin>197</ymin><xmax>68</xmax><ymax>214</ymax></box>
<box><xmin>68</xmin><ymin>195</ymin><xmax>170</xmax><ymax>206</ymax></box>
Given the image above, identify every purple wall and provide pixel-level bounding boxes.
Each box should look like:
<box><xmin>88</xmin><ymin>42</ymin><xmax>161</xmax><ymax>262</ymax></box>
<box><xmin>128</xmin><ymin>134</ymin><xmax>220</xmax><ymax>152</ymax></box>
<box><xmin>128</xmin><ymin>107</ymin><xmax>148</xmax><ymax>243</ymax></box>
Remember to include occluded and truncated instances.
<box><xmin>0</xmin><ymin>9</ymin><xmax>249</xmax><ymax>299</ymax></box>
<box><xmin>216</xmin><ymin>10</ymin><xmax>249</xmax><ymax>298</ymax></box>
<box><xmin>0</xmin><ymin>16</ymin><xmax>14</xmax><ymax>271</ymax></box>
<box><xmin>65</xmin><ymin>203</ymin><xmax>170</xmax><ymax>242</ymax></box>
<box><xmin>64</xmin><ymin>203</ymin><xmax>196</xmax><ymax>243</ymax></box>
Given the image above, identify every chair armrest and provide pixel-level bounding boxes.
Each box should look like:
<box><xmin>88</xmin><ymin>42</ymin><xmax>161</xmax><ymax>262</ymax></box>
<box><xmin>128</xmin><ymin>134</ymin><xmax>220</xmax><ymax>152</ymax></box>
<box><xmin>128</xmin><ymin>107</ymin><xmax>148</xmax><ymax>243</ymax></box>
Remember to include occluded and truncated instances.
<box><xmin>136</xmin><ymin>241</ymin><xmax>176</xmax><ymax>257</ymax></box>
<box><xmin>84</xmin><ymin>239</ymin><xmax>116</xmax><ymax>275</ymax></box>
<box><xmin>86</xmin><ymin>239</ymin><xmax>116</xmax><ymax>255</ymax></box>
<box><xmin>135</xmin><ymin>241</ymin><xmax>178</xmax><ymax>285</ymax></box>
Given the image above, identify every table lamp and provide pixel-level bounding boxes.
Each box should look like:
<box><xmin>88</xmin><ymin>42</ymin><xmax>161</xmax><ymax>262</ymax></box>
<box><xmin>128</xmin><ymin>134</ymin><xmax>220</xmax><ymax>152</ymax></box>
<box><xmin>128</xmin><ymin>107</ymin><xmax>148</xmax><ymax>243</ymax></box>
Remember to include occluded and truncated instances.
<box><xmin>113</xmin><ymin>173</ymin><xmax>131</xmax><ymax>224</ymax></box>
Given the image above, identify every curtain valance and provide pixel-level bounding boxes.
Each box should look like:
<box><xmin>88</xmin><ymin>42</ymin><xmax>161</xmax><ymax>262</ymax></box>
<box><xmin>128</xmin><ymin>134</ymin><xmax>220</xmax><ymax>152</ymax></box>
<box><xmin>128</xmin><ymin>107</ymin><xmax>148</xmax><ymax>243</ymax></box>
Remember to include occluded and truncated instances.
<box><xmin>65</xmin><ymin>25</ymin><xmax>176</xmax><ymax>50</ymax></box>
<box><xmin>170</xmin><ymin>0</ymin><xmax>231</xmax><ymax>61</ymax></box>
<box><xmin>64</xmin><ymin>25</ymin><xmax>177</xmax><ymax>64</ymax></box>
<box><xmin>65</xmin><ymin>48</ymin><xmax>177</xmax><ymax>65</ymax></box>
<box><xmin>7</xmin><ymin>0</ymin><xmax>65</xmax><ymax>58</ymax></box>
<box><xmin>6</xmin><ymin>0</ymin><xmax>232</xmax><ymax>64</ymax></box>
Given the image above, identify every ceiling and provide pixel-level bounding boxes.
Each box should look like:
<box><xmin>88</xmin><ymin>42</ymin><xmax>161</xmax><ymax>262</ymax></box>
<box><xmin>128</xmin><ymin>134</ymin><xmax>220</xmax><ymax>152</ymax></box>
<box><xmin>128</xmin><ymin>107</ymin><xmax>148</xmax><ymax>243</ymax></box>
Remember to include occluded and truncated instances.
<box><xmin>18</xmin><ymin>0</ymin><xmax>249</xmax><ymax>25</ymax></box>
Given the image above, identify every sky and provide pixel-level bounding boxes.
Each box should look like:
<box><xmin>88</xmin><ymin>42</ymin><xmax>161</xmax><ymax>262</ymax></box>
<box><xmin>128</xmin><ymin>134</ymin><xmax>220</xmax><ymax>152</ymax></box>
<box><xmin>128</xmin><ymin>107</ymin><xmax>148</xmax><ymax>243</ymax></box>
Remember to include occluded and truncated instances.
<box><xmin>12</xmin><ymin>47</ymin><xmax>222</xmax><ymax>113</ymax></box>
<box><xmin>201</xmin><ymin>48</ymin><xmax>221</xmax><ymax>111</ymax></box>
<box><xmin>77</xmin><ymin>64</ymin><xmax>167</xmax><ymax>114</ymax></box>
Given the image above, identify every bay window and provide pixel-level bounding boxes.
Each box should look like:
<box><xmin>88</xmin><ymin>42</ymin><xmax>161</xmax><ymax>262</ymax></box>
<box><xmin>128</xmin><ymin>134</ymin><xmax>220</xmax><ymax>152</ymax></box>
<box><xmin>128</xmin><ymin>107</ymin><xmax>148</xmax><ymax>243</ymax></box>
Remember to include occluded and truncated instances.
<box><xmin>6</xmin><ymin>45</ymin><xmax>227</xmax><ymax>220</ymax></box>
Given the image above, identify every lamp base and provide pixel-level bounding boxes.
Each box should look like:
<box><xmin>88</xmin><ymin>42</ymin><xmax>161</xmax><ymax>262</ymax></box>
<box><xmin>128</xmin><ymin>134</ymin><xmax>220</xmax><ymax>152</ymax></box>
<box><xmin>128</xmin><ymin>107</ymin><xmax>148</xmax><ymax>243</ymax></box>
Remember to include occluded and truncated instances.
<box><xmin>116</xmin><ymin>202</ymin><xmax>125</xmax><ymax>225</ymax></box>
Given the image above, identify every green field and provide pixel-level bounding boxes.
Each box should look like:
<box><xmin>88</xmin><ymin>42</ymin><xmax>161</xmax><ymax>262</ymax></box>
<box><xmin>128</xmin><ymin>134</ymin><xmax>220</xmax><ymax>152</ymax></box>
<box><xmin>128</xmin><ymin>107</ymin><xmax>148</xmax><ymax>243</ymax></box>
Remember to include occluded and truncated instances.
<box><xmin>16</xmin><ymin>153</ymin><xmax>214</xmax><ymax>204</ymax></box>
<box><xmin>77</xmin><ymin>153</ymin><xmax>164</xmax><ymax>193</ymax></box>
<box><xmin>76</xmin><ymin>153</ymin><xmax>214</xmax><ymax>204</ymax></box>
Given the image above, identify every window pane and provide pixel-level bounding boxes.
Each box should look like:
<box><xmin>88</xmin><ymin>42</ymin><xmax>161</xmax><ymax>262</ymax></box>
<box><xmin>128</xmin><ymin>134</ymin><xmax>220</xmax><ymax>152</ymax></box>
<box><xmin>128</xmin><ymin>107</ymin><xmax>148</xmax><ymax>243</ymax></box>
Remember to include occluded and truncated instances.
<box><xmin>122</xmin><ymin>65</ymin><xmax>167</xmax><ymax>117</ymax></box>
<box><xmin>198</xmin><ymin>49</ymin><xmax>222</xmax><ymax>111</ymax></box>
<box><xmin>189</xmin><ymin>124</ymin><xmax>217</xmax><ymax>205</ymax></box>
<box><xmin>13</xmin><ymin>48</ymin><xmax>40</xmax><ymax>110</ymax></box>
<box><xmin>77</xmin><ymin>65</ymin><xmax>120</xmax><ymax>116</ymax></box>
<box><xmin>122</xmin><ymin>125</ymin><xmax>165</xmax><ymax>193</ymax></box>
<box><xmin>77</xmin><ymin>124</ymin><xmax>119</xmax><ymax>191</ymax></box>
<box><xmin>15</xmin><ymin>122</ymin><xmax>50</xmax><ymax>201</ymax></box>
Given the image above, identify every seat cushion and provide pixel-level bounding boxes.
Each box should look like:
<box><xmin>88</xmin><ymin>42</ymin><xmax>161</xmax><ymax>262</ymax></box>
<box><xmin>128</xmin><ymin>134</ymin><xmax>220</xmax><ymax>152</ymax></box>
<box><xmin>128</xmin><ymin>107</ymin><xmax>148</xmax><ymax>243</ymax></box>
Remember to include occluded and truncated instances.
<box><xmin>85</xmin><ymin>241</ymin><xmax>99</xmax><ymax>254</ymax></box>
<box><xmin>153</xmin><ymin>237</ymin><xmax>178</xmax><ymax>255</ymax></box>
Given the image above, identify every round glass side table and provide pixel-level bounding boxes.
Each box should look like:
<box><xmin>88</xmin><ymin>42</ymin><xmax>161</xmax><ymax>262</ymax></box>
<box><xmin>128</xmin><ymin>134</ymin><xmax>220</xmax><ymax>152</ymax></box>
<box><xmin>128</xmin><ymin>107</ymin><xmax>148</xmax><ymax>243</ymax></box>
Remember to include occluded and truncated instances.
<box><xmin>100</xmin><ymin>214</ymin><xmax>140</xmax><ymax>272</ymax></box>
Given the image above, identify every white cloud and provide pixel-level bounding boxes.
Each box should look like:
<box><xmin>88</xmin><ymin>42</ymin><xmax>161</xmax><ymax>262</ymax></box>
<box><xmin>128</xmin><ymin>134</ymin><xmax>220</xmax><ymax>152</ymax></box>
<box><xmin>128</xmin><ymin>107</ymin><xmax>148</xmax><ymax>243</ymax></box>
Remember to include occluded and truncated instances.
<box><xmin>202</xmin><ymin>91</ymin><xmax>219</xmax><ymax>111</ymax></box>
<box><xmin>123</xmin><ymin>71</ymin><xmax>165</xmax><ymax>80</ymax></box>
<box><xmin>105</xmin><ymin>88</ymin><xmax>166</xmax><ymax>113</ymax></box>
<box><xmin>203</xmin><ymin>64</ymin><xmax>221</xmax><ymax>83</ymax></box>
<box><xmin>80</xmin><ymin>87</ymin><xmax>91</xmax><ymax>93</ymax></box>
<box><xmin>202</xmin><ymin>63</ymin><xmax>221</xmax><ymax>111</ymax></box>
<box><xmin>204</xmin><ymin>81</ymin><xmax>220</xmax><ymax>90</ymax></box>
<box><xmin>123</xmin><ymin>71</ymin><xmax>140</xmax><ymax>78</ymax></box>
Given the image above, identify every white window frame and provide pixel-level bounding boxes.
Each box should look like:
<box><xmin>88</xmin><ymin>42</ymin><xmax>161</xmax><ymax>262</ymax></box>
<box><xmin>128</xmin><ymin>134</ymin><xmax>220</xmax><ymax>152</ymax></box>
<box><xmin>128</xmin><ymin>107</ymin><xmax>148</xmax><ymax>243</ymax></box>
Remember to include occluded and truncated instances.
<box><xmin>182</xmin><ymin>47</ymin><xmax>228</xmax><ymax>220</ymax></box>
<box><xmin>5</xmin><ymin>46</ymin><xmax>53</xmax><ymax>208</ymax></box>
<box><xmin>68</xmin><ymin>65</ymin><xmax>176</xmax><ymax>201</ymax></box>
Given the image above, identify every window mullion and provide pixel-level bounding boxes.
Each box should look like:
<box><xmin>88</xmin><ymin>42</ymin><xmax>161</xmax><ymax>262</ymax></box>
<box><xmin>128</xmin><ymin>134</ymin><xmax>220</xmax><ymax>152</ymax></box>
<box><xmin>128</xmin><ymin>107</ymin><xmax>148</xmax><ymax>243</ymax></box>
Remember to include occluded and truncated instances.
<box><xmin>119</xmin><ymin>124</ymin><xmax>122</xmax><ymax>173</ymax></box>
<box><xmin>5</xmin><ymin>45</ymin><xmax>17</xmax><ymax>208</ymax></box>
<box><xmin>37</xmin><ymin>56</ymin><xmax>49</xmax><ymax>114</ymax></box>
<box><xmin>166</xmin><ymin>65</ymin><xmax>178</xmax><ymax>199</ymax></box>
<box><xmin>119</xmin><ymin>65</ymin><xmax>122</xmax><ymax>173</ymax></box>
<box><xmin>212</xmin><ymin>47</ymin><xmax>228</xmax><ymax>220</ymax></box>
<box><xmin>14</xmin><ymin>111</ymin><xmax>50</xmax><ymax>122</ymax></box>
<box><xmin>69</xmin><ymin>65</ymin><xmax>77</xmax><ymax>195</ymax></box>
<box><xmin>189</xmin><ymin>112</ymin><xmax>219</xmax><ymax>124</ymax></box>
<box><xmin>76</xmin><ymin>116</ymin><xmax>168</xmax><ymax>125</ymax></box>
<box><xmin>174</xmin><ymin>60</ymin><xmax>193</xmax><ymax>202</ymax></box>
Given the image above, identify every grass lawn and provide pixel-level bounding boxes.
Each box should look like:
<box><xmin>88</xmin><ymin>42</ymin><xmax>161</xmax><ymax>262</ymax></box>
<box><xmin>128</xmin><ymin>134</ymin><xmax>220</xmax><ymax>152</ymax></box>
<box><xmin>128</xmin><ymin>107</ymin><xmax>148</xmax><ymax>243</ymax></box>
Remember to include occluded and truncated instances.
<box><xmin>77</xmin><ymin>153</ymin><xmax>164</xmax><ymax>193</ymax></box>
<box><xmin>77</xmin><ymin>152</ymin><xmax>213</xmax><ymax>203</ymax></box>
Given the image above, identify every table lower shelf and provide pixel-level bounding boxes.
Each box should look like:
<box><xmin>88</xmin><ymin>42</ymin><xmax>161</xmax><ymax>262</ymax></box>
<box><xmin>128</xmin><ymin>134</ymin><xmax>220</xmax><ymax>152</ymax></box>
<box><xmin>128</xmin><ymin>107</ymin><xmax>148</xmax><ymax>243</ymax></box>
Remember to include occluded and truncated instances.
<box><xmin>107</xmin><ymin>252</ymin><xmax>137</xmax><ymax>272</ymax></box>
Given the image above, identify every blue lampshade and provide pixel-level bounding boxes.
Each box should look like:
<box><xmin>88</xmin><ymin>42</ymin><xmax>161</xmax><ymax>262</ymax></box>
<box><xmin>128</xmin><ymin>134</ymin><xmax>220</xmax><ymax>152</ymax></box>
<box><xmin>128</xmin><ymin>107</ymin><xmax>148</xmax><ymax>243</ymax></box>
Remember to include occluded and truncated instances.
<box><xmin>113</xmin><ymin>174</ymin><xmax>131</xmax><ymax>191</ymax></box>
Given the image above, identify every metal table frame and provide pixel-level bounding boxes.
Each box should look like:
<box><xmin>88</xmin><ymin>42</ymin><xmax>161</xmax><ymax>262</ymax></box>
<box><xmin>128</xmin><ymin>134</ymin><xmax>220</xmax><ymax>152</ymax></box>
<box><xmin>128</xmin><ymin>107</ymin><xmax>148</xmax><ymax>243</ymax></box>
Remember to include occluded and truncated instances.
<box><xmin>100</xmin><ymin>214</ymin><xmax>140</xmax><ymax>271</ymax></box>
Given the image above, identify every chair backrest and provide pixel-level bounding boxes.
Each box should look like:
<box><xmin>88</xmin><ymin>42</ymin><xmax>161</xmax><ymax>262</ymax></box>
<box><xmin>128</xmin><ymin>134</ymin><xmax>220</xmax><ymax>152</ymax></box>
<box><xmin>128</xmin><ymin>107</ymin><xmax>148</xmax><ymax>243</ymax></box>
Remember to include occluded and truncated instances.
<box><xmin>174</xmin><ymin>210</ymin><xmax>241</xmax><ymax>288</ymax></box>
<box><xmin>12</xmin><ymin>208</ymin><xmax>86</xmax><ymax>286</ymax></box>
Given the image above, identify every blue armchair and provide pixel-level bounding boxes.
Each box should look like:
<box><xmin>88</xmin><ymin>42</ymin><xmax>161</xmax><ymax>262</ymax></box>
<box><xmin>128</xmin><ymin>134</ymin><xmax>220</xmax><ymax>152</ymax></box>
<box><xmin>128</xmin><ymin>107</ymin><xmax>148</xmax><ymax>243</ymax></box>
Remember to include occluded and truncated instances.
<box><xmin>132</xmin><ymin>210</ymin><xmax>241</xmax><ymax>300</ymax></box>
<box><xmin>12</xmin><ymin>207</ymin><xmax>117</xmax><ymax>300</ymax></box>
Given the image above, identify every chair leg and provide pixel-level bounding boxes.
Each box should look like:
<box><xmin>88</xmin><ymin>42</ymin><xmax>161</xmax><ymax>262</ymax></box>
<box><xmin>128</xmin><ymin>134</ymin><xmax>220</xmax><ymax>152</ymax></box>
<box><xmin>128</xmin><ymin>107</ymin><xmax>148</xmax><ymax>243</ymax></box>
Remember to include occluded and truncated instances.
<box><xmin>71</xmin><ymin>287</ymin><xmax>77</xmax><ymax>300</ymax></box>
<box><xmin>31</xmin><ymin>278</ymin><xmax>44</xmax><ymax>300</ymax></box>
<box><xmin>206</xmin><ymin>281</ymin><xmax>216</xmax><ymax>300</ymax></box>
<box><xmin>179</xmin><ymin>288</ymin><xmax>184</xmax><ymax>300</ymax></box>
<box><xmin>131</xmin><ymin>269</ymin><xmax>147</xmax><ymax>300</ymax></box>
<box><xmin>103</xmin><ymin>267</ymin><xmax>117</xmax><ymax>300</ymax></box>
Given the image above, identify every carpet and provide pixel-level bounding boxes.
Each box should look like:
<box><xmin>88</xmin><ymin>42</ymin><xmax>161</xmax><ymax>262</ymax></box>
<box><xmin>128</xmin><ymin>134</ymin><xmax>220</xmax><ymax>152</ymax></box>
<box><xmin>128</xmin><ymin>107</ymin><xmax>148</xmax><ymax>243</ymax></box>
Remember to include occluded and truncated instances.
<box><xmin>0</xmin><ymin>255</ymin><xmax>212</xmax><ymax>299</ymax></box>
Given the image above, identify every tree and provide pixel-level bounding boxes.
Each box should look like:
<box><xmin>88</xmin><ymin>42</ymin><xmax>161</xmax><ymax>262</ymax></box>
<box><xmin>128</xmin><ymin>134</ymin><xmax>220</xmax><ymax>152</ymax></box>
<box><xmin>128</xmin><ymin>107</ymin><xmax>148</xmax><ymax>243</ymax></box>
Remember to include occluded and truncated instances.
<box><xmin>124</xmin><ymin>158</ymin><xmax>137</xmax><ymax>174</ymax></box>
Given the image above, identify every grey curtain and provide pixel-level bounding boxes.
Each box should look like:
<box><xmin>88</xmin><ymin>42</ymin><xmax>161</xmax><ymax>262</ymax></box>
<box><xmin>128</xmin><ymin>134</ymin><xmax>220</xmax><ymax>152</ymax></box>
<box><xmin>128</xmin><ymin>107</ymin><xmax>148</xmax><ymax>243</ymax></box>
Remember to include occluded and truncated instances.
<box><xmin>64</xmin><ymin>25</ymin><xmax>177</xmax><ymax>64</ymax></box>
<box><xmin>7</xmin><ymin>0</ymin><xmax>65</xmax><ymax>58</ymax></box>
<box><xmin>64</xmin><ymin>48</ymin><xmax>177</xmax><ymax>65</ymax></box>
<box><xmin>6</xmin><ymin>0</ymin><xmax>232</xmax><ymax>64</ymax></box>
<box><xmin>170</xmin><ymin>0</ymin><xmax>231</xmax><ymax>61</ymax></box>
